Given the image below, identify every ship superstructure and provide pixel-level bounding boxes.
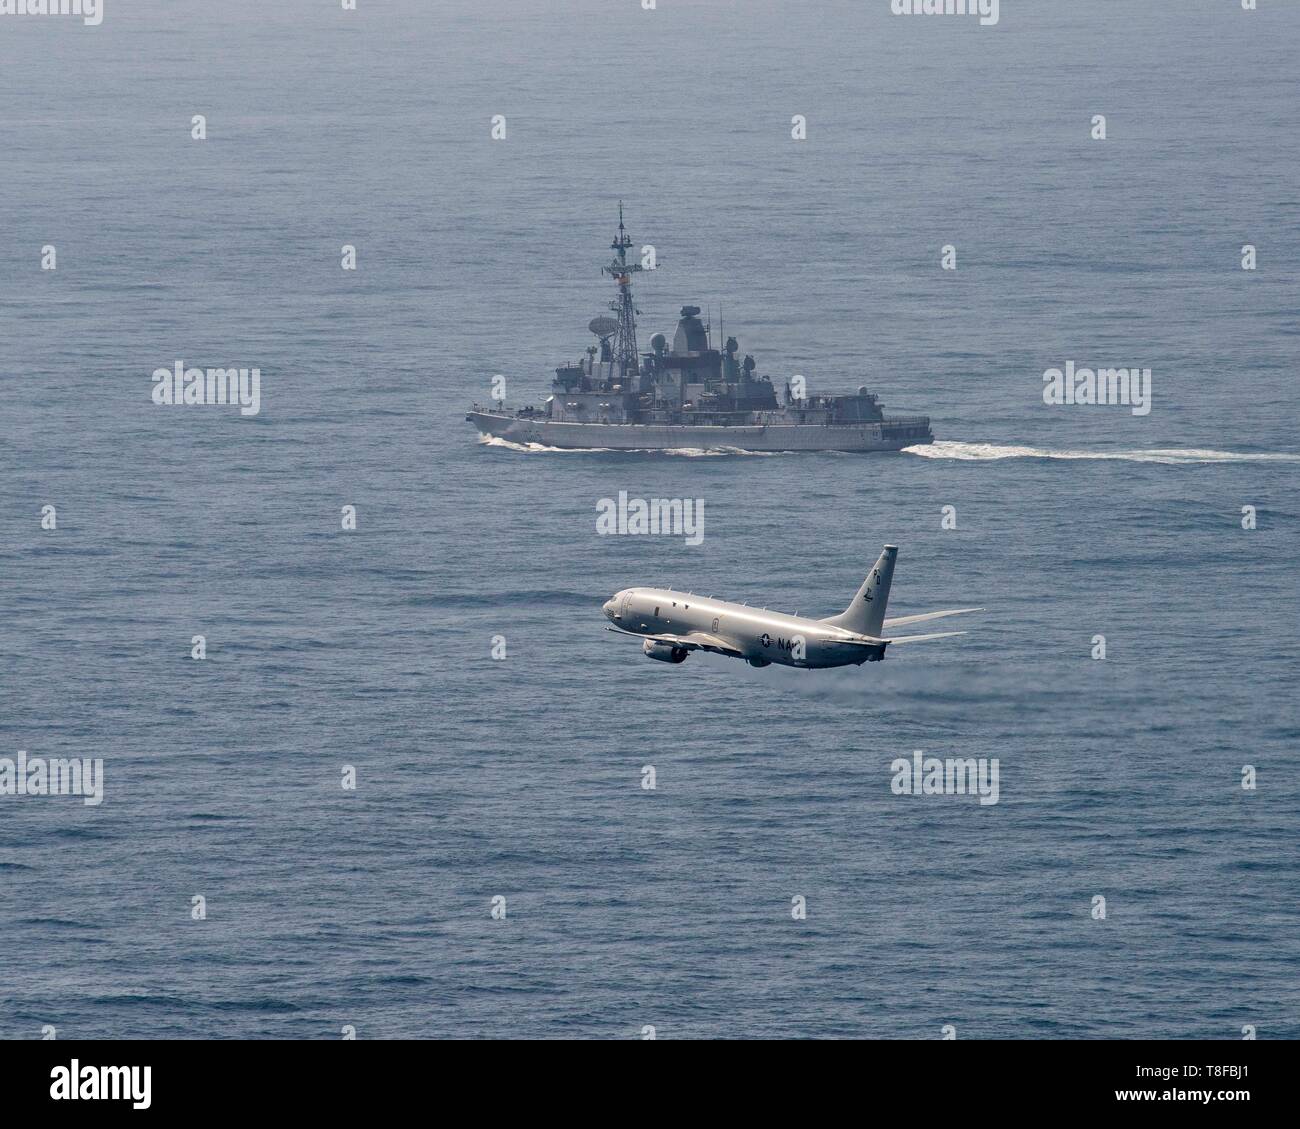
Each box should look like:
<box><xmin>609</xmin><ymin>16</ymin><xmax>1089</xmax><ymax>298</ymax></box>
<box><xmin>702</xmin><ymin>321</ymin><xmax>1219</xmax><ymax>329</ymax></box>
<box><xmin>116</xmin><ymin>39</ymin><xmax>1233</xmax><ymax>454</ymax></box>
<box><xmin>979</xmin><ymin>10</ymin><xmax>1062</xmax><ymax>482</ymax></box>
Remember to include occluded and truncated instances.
<box><xmin>467</xmin><ymin>207</ymin><xmax>933</xmax><ymax>452</ymax></box>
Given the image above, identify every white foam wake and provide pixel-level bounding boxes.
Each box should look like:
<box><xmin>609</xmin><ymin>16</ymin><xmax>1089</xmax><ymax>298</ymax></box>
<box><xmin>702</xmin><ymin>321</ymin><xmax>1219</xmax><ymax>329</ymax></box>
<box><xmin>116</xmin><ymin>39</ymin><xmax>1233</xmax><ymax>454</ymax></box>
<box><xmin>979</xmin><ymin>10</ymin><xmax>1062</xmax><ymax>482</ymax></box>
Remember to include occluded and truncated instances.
<box><xmin>476</xmin><ymin>435</ymin><xmax>789</xmax><ymax>456</ymax></box>
<box><xmin>904</xmin><ymin>441</ymin><xmax>1300</xmax><ymax>465</ymax></box>
<box><xmin>478</xmin><ymin>435</ymin><xmax>610</xmax><ymax>454</ymax></box>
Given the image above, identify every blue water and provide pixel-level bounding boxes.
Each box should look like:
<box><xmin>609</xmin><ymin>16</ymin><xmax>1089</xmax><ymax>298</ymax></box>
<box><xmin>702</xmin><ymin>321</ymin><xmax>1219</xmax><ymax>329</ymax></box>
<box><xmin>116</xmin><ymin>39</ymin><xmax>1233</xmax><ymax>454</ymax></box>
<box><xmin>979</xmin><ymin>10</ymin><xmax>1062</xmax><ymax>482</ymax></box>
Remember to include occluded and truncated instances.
<box><xmin>2</xmin><ymin>0</ymin><xmax>1298</xmax><ymax>1039</ymax></box>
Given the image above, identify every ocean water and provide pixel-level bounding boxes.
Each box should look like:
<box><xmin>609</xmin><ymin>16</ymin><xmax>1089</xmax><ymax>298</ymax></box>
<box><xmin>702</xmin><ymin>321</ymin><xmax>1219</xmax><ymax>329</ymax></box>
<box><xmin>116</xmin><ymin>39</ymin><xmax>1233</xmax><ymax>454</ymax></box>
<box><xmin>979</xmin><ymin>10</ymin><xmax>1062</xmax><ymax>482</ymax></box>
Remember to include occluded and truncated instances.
<box><xmin>1</xmin><ymin>0</ymin><xmax>1298</xmax><ymax>1039</ymax></box>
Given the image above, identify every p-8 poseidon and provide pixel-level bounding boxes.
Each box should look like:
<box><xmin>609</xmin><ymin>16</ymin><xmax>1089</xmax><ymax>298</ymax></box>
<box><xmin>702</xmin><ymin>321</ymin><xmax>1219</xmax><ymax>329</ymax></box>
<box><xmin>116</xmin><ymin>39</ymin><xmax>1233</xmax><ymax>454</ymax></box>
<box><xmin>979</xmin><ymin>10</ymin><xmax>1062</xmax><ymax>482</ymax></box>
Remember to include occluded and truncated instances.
<box><xmin>603</xmin><ymin>545</ymin><xmax>979</xmax><ymax>669</ymax></box>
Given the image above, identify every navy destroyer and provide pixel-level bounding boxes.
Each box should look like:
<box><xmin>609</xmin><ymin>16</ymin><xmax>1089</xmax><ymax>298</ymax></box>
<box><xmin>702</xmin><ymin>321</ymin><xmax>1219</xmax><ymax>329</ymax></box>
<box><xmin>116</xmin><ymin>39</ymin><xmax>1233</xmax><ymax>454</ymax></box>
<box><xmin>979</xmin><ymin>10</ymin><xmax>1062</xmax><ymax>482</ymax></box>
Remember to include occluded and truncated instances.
<box><xmin>467</xmin><ymin>207</ymin><xmax>933</xmax><ymax>453</ymax></box>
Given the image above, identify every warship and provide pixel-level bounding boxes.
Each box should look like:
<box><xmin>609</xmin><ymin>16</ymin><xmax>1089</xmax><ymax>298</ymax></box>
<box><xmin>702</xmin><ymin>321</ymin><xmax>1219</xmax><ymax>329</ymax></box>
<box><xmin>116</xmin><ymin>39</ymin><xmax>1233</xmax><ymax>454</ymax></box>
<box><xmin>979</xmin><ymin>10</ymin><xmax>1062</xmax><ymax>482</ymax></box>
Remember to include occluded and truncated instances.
<box><xmin>467</xmin><ymin>207</ymin><xmax>934</xmax><ymax>453</ymax></box>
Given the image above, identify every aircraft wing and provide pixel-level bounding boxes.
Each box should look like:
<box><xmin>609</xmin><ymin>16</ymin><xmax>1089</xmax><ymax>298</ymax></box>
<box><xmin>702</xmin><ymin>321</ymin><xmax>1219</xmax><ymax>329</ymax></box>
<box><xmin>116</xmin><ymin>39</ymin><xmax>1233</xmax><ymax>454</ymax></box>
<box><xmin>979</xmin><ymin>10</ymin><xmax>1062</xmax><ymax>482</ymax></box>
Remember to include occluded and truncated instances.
<box><xmin>883</xmin><ymin>607</ymin><xmax>983</xmax><ymax>629</ymax></box>
<box><xmin>606</xmin><ymin>626</ymin><xmax>745</xmax><ymax>658</ymax></box>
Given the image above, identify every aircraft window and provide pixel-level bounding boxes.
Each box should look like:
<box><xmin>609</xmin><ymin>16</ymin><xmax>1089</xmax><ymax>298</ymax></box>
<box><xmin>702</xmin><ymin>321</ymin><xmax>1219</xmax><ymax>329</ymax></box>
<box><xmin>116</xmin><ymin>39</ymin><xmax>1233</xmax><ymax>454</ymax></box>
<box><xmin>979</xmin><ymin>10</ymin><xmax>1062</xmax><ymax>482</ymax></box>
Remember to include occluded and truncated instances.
<box><xmin>655</xmin><ymin>606</ymin><xmax>660</xmax><ymax>616</ymax></box>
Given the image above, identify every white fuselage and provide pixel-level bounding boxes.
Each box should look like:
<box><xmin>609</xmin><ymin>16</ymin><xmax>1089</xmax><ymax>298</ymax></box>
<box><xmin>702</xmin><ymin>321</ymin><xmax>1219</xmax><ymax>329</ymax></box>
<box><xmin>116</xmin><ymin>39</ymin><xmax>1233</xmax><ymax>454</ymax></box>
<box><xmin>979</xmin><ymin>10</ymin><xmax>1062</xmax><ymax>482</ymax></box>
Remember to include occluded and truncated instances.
<box><xmin>602</xmin><ymin>587</ymin><xmax>886</xmax><ymax>668</ymax></box>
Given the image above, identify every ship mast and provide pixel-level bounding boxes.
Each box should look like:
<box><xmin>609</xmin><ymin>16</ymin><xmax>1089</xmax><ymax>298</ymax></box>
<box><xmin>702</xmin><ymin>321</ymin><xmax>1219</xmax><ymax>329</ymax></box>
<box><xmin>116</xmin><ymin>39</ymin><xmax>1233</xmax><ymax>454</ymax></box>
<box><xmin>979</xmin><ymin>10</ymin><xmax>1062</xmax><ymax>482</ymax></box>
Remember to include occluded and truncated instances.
<box><xmin>601</xmin><ymin>202</ymin><xmax>642</xmax><ymax>379</ymax></box>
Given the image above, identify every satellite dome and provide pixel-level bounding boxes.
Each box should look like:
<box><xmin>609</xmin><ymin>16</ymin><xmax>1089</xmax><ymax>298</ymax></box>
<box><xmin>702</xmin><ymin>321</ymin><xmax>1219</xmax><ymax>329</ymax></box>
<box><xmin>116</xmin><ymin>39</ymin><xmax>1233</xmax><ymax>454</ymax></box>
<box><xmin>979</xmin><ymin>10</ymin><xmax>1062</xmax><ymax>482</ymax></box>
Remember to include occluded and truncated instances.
<box><xmin>650</xmin><ymin>333</ymin><xmax>668</xmax><ymax>354</ymax></box>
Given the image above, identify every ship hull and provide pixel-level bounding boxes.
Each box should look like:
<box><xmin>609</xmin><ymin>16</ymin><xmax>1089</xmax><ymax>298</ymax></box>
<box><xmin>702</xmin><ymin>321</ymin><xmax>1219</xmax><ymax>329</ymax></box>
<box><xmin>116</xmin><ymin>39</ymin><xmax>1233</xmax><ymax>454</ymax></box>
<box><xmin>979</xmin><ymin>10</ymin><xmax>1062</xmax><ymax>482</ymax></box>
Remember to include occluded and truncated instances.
<box><xmin>467</xmin><ymin>412</ymin><xmax>930</xmax><ymax>453</ymax></box>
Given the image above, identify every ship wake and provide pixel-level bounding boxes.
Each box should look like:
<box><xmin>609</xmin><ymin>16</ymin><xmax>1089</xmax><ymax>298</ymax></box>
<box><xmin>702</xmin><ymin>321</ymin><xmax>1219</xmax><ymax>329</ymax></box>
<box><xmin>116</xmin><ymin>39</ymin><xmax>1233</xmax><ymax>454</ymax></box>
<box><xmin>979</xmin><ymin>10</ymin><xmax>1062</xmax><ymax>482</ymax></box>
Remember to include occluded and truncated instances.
<box><xmin>477</xmin><ymin>435</ymin><xmax>791</xmax><ymax>457</ymax></box>
<box><xmin>478</xmin><ymin>435</ymin><xmax>612</xmax><ymax>454</ymax></box>
<box><xmin>905</xmin><ymin>441</ymin><xmax>1300</xmax><ymax>465</ymax></box>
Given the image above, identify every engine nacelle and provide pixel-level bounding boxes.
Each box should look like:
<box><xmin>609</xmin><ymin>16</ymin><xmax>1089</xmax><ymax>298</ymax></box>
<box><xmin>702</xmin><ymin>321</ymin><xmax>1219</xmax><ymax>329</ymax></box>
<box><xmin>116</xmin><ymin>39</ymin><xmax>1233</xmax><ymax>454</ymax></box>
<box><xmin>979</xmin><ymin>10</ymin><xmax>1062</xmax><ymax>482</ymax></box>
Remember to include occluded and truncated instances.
<box><xmin>643</xmin><ymin>639</ymin><xmax>688</xmax><ymax>663</ymax></box>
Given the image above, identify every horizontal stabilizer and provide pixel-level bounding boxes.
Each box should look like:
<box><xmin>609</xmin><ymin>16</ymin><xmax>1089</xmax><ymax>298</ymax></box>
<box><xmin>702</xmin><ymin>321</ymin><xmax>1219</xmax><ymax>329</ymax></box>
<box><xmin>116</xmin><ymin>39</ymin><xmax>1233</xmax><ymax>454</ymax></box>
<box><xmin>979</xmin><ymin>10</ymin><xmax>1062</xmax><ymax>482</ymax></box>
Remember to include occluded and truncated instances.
<box><xmin>884</xmin><ymin>630</ymin><xmax>967</xmax><ymax>645</ymax></box>
<box><xmin>883</xmin><ymin>608</ymin><xmax>983</xmax><ymax>629</ymax></box>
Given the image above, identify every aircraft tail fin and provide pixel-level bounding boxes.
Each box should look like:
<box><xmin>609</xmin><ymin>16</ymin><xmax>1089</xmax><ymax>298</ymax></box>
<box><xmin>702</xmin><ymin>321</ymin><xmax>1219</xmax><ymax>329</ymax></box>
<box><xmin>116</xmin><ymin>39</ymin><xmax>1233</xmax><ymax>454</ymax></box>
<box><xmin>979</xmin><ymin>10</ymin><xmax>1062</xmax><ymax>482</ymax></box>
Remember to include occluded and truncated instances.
<box><xmin>823</xmin><ymin>545</ymin><xmax>897</xmax><ymax>637</ymax></box>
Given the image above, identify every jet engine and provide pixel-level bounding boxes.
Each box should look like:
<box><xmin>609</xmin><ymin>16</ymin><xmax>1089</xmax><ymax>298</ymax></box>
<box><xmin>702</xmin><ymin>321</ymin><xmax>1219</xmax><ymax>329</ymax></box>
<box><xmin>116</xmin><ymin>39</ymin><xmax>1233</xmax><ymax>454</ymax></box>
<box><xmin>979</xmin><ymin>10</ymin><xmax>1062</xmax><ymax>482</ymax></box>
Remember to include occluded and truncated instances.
<box><xmin>643</xmin><ymin>639</ymin><xmax>688</xmax><ymax>663</ymax></box>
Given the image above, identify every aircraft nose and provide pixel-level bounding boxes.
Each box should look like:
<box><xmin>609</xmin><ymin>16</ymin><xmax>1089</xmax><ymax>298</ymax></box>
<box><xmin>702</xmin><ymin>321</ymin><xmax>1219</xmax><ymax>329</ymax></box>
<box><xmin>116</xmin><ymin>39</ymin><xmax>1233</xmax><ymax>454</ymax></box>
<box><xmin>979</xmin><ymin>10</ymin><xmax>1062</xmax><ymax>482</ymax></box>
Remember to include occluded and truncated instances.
<box><xmin>602</xmin><ymin>597</ymin><xmax>619</xmax><ymax>619</ymax></box>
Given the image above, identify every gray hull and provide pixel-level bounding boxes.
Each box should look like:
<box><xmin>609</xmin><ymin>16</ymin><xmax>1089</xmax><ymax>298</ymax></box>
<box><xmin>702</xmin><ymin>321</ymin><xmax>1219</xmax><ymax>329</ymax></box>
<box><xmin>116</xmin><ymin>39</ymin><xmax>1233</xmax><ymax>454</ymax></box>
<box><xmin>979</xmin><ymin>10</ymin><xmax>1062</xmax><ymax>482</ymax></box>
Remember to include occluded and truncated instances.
<box><xmin>468</xmin><ymin>412</ymin><xmax>929</xmax><ymax>453</ymax></box>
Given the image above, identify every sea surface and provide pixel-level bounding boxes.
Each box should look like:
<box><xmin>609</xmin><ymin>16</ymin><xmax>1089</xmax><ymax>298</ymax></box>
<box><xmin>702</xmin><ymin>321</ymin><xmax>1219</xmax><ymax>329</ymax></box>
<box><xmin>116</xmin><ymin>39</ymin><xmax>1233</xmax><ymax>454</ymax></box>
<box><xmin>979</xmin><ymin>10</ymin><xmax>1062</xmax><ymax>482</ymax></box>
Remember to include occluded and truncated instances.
<box><xmin>1</xmin><ymin>0</ymin><xmax>1298</xmax><ymax>1039</ymax></box>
